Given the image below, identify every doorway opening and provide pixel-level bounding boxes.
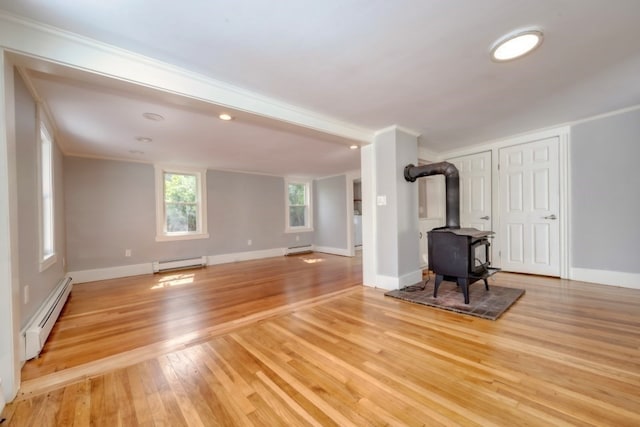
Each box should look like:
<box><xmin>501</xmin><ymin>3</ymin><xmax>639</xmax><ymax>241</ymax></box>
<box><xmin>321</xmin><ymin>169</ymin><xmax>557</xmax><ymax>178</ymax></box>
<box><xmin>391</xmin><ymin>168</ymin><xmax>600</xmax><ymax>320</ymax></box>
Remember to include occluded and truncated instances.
<box><xmin>353</xmin><ymin>179</ymin><xmax>362</xmax><ymax>250</ymax></box>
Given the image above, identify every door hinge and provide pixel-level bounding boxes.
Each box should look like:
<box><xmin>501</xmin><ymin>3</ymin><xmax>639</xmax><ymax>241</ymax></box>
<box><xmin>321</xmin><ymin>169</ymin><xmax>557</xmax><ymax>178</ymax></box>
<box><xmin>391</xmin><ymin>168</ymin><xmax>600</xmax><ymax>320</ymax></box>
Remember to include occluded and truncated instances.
<box><xmin>497</xmin><ymin>163</ymin><xmax>500</xmax><ymax>171</ymax></box>
<box><xmin>499</xmin><ymin>250</ymin><xmax>501</xmax><ymax>257</ymax></box>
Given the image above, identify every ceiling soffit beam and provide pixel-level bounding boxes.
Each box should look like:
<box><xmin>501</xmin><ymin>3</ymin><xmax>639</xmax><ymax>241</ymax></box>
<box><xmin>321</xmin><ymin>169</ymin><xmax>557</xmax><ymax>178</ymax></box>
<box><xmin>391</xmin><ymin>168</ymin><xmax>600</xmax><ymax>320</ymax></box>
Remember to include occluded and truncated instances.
<box><xmin>0</xmin><ymin>12</ymin><xmax>373</xmax><ymax>145</ymax></box>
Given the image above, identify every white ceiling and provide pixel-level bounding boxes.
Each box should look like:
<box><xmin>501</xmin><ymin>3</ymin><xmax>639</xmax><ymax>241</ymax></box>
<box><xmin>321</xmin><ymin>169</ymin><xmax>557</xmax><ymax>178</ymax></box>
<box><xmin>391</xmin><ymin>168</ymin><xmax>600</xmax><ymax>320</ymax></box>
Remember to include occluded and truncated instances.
<box><xmin>2</xmin><ymin>0</ymin><xmax>640</xmax><ymax>176</ymax></box>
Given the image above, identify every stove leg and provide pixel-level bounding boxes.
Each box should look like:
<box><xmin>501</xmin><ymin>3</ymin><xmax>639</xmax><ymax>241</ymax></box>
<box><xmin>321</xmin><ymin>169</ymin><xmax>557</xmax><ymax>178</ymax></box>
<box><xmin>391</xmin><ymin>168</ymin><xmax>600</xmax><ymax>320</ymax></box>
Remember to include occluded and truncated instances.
<box><xmin>434</xmin><ymin>275</ymin><xmax>444</xmax><ymax>298</ymax></box>
<box><xmin>457</xmin><ymin>278</ymin><xmax>470</xmax><ymax>304</ymax></box>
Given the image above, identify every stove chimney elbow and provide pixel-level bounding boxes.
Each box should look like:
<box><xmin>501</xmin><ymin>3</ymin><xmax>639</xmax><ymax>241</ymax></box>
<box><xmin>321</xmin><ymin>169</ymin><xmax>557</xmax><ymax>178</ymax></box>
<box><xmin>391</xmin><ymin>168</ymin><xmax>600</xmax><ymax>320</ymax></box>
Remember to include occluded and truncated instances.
<box><xmin>443</xmin><ymin>162</ymin><xmax>459</xmax><ymax>178</ymax></box>
<box><xmin>403</xmin><ymin>161</ymin><xmax>459</xmax><ymax>181</ymax></box>
<box><xmin>403</xmin><ymin>161</ymin><xmax>461</xmax><ymax>229</ymax></box>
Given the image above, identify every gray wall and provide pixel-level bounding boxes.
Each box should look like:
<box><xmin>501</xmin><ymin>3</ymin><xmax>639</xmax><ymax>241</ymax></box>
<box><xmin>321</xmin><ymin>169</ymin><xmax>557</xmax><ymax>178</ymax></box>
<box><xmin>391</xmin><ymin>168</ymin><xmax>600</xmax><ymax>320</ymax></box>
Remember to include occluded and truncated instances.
<box><xmin>571</xmin><ymin>108</ymin><xmax>640</xmax><ymax>273</ymax></box>
<box><xmin>314</xmin><ymin>175</ymin><xmax>348</xmax><ymax>250</ymax></box>
<box><xmin>373</xmin><ymin>129</ymin><xmax>420</xmax><ymax>279</ymax></box>
<box><xmin>209</xmin><ymin>170</ymin><xmax>305</xmax><ymax>253</ymax></box>
<box><xmin>395</xmin><ymin>131</ymin><xmax>420</xmax><ymax>277</ymax></box>
<box><xmin>64</xmin><ymin>156</ymin><xmax>313</xmax><ymax>271</ymax></box>
<box><xmin>375</xmin><ymin>130</ymin><xmax>399</xmax><ymax>277</ymax></box>
<box><xmin>15</xmin><ymin>71</ymin><xmax>66</xmax><ymax>328</ymax></box>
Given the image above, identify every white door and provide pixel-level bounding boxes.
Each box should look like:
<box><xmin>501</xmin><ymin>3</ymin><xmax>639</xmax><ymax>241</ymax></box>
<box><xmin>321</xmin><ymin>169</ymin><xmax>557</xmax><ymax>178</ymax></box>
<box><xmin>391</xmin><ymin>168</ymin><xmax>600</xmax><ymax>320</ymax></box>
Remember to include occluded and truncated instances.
<box><xmin>418</xmin><ymin>172</ymin><xmax>445</xmax><ymax>268</ymax></box>
<box><xmin>499</xmin><ymin>137</ymin><xmax>560</xmax><ymax>276</ymax></box>
<box><xmin>448</xmin><ymin>151</ymin><xmax>492</xmax><ymax>231</ymax></box>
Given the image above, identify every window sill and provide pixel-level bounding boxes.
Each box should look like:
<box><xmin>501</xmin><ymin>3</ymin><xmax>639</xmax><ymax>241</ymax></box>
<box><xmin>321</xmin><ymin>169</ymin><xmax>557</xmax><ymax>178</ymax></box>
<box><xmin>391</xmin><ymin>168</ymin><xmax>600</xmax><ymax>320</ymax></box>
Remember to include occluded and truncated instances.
<box><xmin>285</xmin><ymin>227</ymin><xmax>314</xmax><ymax>234</ymax></box>
<box><xmin>39</xmin><ymin>254</ymin><xmax>57</xmax><ymax>272</ymax></box>
<box><xmin>156</xmin><ymin>232</ymin><xmax>210</xmax><ymax>242</ymax></box>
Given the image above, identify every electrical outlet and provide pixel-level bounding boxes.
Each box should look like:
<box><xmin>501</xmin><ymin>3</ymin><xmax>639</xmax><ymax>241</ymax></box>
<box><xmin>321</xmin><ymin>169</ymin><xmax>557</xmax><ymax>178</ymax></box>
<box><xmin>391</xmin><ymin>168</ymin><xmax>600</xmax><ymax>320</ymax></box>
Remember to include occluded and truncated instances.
<box><xmin>247</xmin><ymin>239</ymin><xmax>252</xmax><ymax>246</ymax></box>
<box><xmin>24</xmin><ymin>285</ymin><xmax>29</xmax><ymax>305</ymax></box>
<box><xmin>125</xmin><ymin>249</ymin><xmax>132</xmax><ymax>257</ymax></box>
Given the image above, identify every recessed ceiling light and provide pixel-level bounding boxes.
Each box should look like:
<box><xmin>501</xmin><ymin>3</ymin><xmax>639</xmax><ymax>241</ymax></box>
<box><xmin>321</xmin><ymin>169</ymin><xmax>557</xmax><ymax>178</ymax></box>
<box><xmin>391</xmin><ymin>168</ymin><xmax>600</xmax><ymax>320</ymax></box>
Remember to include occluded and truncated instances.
<box><xmin>128</xmin><ymin>149</ymin><xmax>144</xmax><ymax>155</ymax></box>
<box><xmin>219</xmin><ymin>113</ymin><xmax>233</xmax><ymax>121</ymax></box>
<box><xmin>349</xmin><ymin>145</ymin><xmax>359</xmax><ymax>150</ymax></box>
<box><xmin>490</xmin><ymin>28</ymin><xmax>543</xmax><ymax>62</ymax></box>
<box><xmin>136</xmin><ymin>136</ymin><xmax>153</xmax><ymax>143</ymax></box>
<box><xmin>142</xmin><ymin>112</ymin><xmax>164</xmax><ymax>121</ymax></box>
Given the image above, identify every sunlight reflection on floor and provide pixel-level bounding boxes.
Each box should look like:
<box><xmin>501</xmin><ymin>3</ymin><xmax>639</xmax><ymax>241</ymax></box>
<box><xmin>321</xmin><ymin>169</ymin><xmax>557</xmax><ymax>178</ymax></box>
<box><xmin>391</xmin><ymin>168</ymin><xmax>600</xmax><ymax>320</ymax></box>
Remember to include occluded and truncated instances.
<box><xmin>151</xmin><ymin>273</ymin><xmax>195</xmax><ymax>289</ymax></box>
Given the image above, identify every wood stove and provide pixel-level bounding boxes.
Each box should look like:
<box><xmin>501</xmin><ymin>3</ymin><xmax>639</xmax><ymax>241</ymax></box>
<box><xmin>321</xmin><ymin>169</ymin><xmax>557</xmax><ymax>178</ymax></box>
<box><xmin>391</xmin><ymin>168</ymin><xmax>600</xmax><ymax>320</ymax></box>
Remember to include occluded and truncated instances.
<box><xmin>428</xmin><ymin>227</ymin><xmax>496</xmax><ymax>304</ymax></box>
<box><xmin>405</xmin><ymin>161</ymin><xmax>499</xmax><ymax>304</ymax></box>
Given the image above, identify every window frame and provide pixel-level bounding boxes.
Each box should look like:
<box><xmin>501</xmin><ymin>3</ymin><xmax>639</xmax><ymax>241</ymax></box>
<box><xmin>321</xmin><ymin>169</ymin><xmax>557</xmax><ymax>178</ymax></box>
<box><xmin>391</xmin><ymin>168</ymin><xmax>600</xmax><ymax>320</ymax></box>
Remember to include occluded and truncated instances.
<box><xmin>155</xmin><ymin>165</ymin><xmax>209</xmax><ymax>242</ymax></box>
<box><xmin>285</xmin><ymin>178</ymin><xmax>313</xmax><ymax>233</ymax></box>
<box><xmin>38</xmin><ymin>114</ymin><xmax>57</xmax><ymax>272</ymax></box>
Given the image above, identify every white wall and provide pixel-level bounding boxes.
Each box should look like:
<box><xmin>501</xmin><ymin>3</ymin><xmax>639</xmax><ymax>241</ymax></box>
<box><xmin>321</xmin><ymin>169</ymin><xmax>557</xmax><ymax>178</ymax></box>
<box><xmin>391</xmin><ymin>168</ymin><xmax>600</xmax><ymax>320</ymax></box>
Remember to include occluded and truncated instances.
<box><xmin>362</xmin><ymin>126</ymin><xmax>421</xmax><ymax>290</ymax></box>
<box><xmin>15</xmin><ymin>71</ymin><xmax>66</xmax><ymax>329</ymax></box>
<box><xmin>0</xmin><ymin>51</ymin><xmax>21</xmax><ymax>404</ymax></box>
<box><xmin>314</xmin><ymin>175</ymin><xmax>349</xmax><ymax>255</ymax></box>
<box><xmin>361</xmin><ymin>145</ymin><xmax>376</xmax><ymax>286</ymax></box>
<box><xmin>570</xmin><ymin>108</ymin><xmax>640</xmax><ymax>287</ymax></box>
<box><xmin>374</xmin><ymin>130</ymin><xmax>400</xmax><ymax>277</ymax></box>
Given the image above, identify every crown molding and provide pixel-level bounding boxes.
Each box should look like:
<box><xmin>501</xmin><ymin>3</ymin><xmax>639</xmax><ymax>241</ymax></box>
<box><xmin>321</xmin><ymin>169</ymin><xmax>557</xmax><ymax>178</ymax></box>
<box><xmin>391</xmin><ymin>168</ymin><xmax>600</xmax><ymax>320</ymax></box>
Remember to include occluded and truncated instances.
<box><xmin>439</xmin><ymin>125</ymin><xmax>570</xmax><ymax>160</ymax></box>
<box><xmin>417</xmin><ymin>146</ymin><xmax>441</xmax><ymax>162</ymax></box>
<box><xmin>0</xmin><ymin>12</ymin><xmax>373</xmax><ymax>145</ymax></box>
<box><xmin>569</xmin><ymin>103</ymin><xmax>640</xmax><ymax>127</ymax></box>
<box><xmin>374</xmin><ymin>125</ymin><xmax>421</xmax><ymax>138</ymax></box>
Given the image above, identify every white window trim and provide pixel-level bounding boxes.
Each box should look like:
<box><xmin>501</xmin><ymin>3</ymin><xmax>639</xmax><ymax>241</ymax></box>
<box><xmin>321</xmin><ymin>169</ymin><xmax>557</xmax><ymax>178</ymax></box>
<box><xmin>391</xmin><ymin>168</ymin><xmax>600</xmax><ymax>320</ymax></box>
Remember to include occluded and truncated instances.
<box><xmin>285</xmin><ymin>177</ymin><xmax>313</xmax><ymax>233</ymax></box>
<box><xmin>155</xmin><ymin>165</ymin><xmax>209</xmax><ymax>242</ymax></box>
<box><xmin>38</xmin><ymin>110</ymin><xmax>56</xmax><ymax>272</ymax></box>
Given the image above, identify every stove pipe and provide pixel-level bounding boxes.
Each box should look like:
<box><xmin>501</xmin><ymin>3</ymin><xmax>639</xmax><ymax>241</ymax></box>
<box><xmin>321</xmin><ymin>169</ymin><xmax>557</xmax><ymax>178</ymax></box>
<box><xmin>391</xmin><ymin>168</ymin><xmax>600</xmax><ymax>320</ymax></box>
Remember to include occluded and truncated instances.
<box><xmin>404</xmin><ymin>161</ymin><xmax>460</xmax><ymax>229</ymax></box>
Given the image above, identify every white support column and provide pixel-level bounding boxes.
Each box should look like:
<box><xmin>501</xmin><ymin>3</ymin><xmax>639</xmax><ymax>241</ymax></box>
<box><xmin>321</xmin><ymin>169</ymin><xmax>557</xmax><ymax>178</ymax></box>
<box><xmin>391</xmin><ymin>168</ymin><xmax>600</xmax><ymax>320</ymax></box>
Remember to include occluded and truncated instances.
<box><xmin>361</xmin><ymin>126</ymin><xmax>422</xmax><ymax>290</ymax></box>
<box><xmin>0</xmin><ymin>50</ymin><xmax>21</xmax><ymax>402</ymax></box>
<box><xmin>361</xmin><ymin>145</ymin><xmax>376</xmax><ymax>286</ymax></box>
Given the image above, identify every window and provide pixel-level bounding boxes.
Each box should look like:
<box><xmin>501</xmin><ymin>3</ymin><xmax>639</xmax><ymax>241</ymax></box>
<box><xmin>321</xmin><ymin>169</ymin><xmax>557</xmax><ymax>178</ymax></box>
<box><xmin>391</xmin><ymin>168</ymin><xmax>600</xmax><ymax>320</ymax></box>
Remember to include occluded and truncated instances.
<box><xmin>155</xmin><ymin>166</ymin><xmax>208</xmax><ymax>241</ymax></box>
<box><xmin>285</xmin><ymin>178</ymin><xmax>313</xmax><ymax>232</ymax></box>
<box><xmin>39</xmin><ymin>121</ymin><xmax>56</xmax><ymax>271</ymax></box>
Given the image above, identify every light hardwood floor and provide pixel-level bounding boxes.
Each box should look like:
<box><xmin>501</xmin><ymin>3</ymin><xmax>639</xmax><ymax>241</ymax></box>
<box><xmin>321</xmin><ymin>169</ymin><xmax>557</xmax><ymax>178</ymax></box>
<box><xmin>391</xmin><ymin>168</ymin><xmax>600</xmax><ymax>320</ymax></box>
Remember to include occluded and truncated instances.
<box><xmin>2</xmin><ymin>253</ymin><xmax>640</xmax><ymax>426</ymax></box>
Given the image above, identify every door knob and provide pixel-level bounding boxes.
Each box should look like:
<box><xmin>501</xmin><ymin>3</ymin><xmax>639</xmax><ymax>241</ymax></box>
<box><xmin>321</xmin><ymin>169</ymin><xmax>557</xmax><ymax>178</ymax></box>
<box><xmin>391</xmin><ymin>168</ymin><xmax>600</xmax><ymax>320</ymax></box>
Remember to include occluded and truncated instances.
<box><xmin>480</xmin><ymin>216</ymin><xmax>490</xmax><ymax>220</ymax></box>
<box><xmin>543</xmin><ymin>214</ymin><xmax>557</xmax><ymax>220</ymax></box>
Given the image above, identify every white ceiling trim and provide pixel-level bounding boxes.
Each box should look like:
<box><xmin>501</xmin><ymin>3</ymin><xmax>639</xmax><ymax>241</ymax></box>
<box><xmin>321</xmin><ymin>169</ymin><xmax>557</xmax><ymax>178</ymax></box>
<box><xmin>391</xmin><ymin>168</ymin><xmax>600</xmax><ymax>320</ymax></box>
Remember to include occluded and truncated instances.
<box><xmin>568</xmin><ymin>103</ymin><xmax>640</xmax><ymax>128</ymax></box>
<box><xmin>63</xmin><ymin>151</ymin><xmax>292</xmax><ymax>179</ymax></box>
<box><xmin>14</xmin><ymin>66</ymin><xmax>62</xmax><ymax>148</ymax></box>
<box><xmin>373</xmin><ymin>125</ymin><xmax>421</xmax><ymax>138</ymax></box>
<box><xmin>439</xmin><ymin>104</ymin><xmax>640</xmax><ymax>161</ymax></box>
<box><xmin>439</xmin><ymin>125</ymin><xmax>571</xmax><ymax>160</ymax></box>
<box><xmin>418</xmin><ymin>146</ymin><xmax>441</xmax><ymax>162</ymax></box>
<box><xmin>0</xmin><ymin>12</ymin><xmax>373</xmax><ymax>145</ymax></box>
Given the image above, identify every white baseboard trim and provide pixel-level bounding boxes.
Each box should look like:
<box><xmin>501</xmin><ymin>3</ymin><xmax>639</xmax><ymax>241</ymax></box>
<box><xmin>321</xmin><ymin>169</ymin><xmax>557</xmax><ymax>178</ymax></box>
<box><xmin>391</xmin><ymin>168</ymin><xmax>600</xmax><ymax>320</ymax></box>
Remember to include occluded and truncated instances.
<box><xmin>68</xmin><ymin>263</ymin><xmax>153</xmax><ymax>284</ymax></box>
<box><xmin>313</xmin><ymin>246</ymin><xmax>352</xmax><ymax>257</ymax></box>
<box><xmin>569</xmin><ymin>268</ymin><xmax>640</xmax><ymax>289</ymax></box>
<box><xmin>68</xmin><ymin>249</ymin><xmax>287</xmax><ymax>284</ymax></box>
<box><xmin>207</xmin><ymin>248</ymin><xmax>284</xmax><ymax>265</ymax></box>
<box><xmin>370</xmin><ymin>270</ymin><xmax>423</xmax><ymax>290</ymax></box>
<box><xmin>0</xmin><ymin>377</ymin><xmax>5</xmax><ymax>414</ymax></box>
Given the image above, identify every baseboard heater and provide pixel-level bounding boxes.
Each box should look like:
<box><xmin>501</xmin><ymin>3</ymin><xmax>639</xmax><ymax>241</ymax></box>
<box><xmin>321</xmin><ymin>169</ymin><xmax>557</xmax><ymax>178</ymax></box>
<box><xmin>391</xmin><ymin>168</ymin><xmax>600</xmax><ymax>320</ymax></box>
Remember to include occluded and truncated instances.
<box><xmin>152</xmin><ymin>256</ymin><xmax>207</xmax><ymax>273</ymax></box>
<box><xmin>24</xmin><ymin>276</ymin><xmax>73</xmax><ymax>360</ymax></box>
<box><xmin>285</xmin><ymin>245</ymin><xmax>313</xmax><ymax>256</ymax></box>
